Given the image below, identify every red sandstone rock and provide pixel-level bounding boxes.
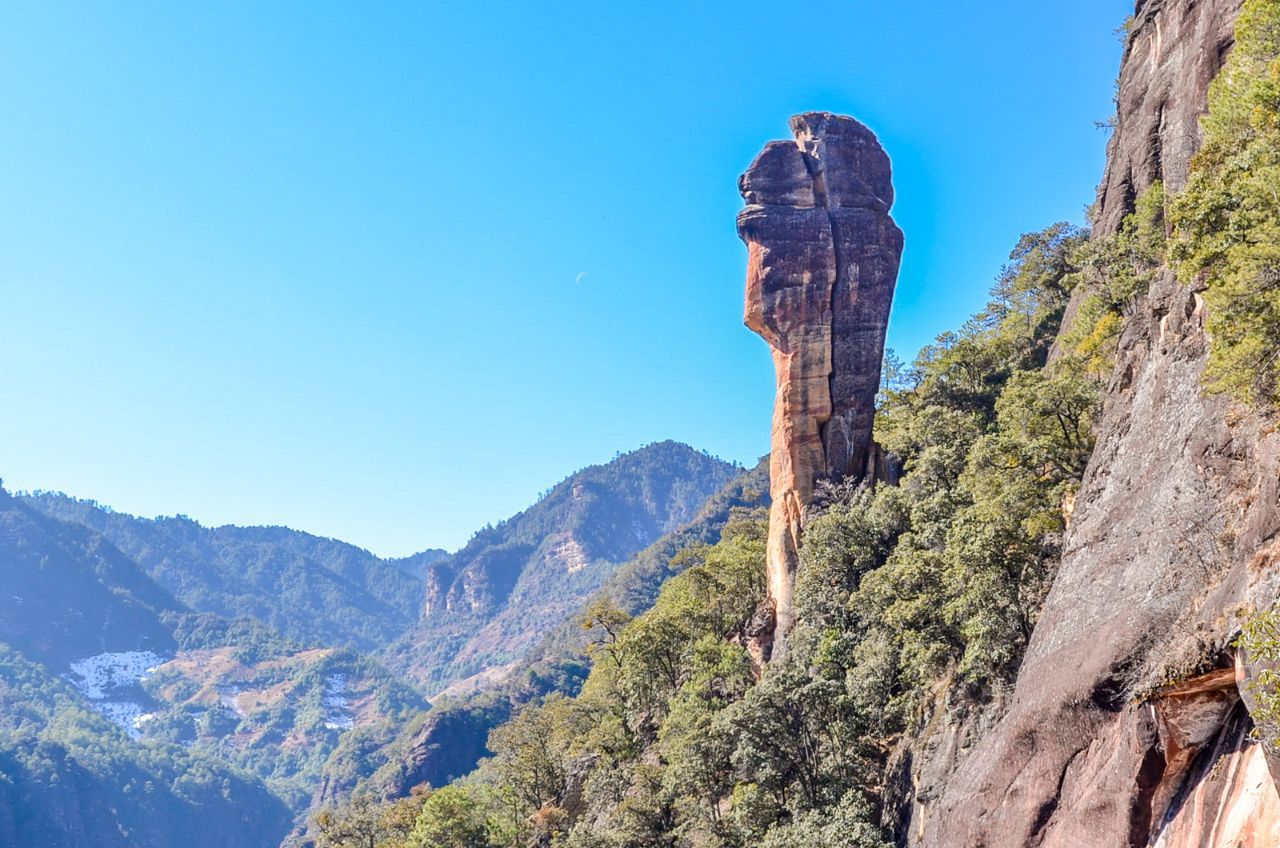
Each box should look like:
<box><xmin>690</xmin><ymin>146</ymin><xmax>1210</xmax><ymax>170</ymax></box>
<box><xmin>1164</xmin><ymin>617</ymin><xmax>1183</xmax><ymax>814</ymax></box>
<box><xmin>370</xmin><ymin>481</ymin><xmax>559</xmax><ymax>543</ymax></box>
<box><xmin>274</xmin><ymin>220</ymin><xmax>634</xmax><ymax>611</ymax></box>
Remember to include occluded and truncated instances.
<box><xmin>737</xmin><ymin>112</ymin><xmax>903</xmax><ymax>644</ymax></box>
<box><xmin>906</xmin><ymin>2</ymin><xmax>1280</xmax><ymax>846</ymax></box>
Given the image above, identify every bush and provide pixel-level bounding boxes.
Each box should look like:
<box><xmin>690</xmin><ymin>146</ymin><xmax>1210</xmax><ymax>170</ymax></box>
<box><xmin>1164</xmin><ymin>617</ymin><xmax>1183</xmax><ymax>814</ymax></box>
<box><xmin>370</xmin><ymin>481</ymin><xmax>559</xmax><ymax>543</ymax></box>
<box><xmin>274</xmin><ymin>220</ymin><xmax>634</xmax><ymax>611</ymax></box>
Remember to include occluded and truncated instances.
<box><xmin>1171</xmin><ymin>0</ymin><xmax>1280</xmax><ymax>405</ymax></box>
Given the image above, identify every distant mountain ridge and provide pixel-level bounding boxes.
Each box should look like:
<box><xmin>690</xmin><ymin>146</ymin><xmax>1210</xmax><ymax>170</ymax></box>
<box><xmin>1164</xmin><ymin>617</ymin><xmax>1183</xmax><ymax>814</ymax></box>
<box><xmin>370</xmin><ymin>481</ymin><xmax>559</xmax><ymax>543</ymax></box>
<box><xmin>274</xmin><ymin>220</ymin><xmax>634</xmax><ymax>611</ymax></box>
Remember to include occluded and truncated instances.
<box><xmin>21</xmin><ymin>492</ymin><xmax>433</xmax><ymax>653</ymax></box>
<box><xmin>0</xmin><ymin>440</ymin><xmax>746</xmax><ymax>846</ymax></box>
<box><xmin>387</xmin><ymin>547</ymin><xmax>449</xmax><ymax>581</ymax></box>
<box><xmin>18</xmin><ymin>440</ymin><xmax>739</xmax><ymax>681</ymax></box>
<box><xmin>0</xmin><ymin>487</ymin><xmax>180</xmax><ymax>667</ymax></box>
<box><xmin>383</xmin><ymin>441</ymin><xmax>742</xmax><ymax>691</ymax></box>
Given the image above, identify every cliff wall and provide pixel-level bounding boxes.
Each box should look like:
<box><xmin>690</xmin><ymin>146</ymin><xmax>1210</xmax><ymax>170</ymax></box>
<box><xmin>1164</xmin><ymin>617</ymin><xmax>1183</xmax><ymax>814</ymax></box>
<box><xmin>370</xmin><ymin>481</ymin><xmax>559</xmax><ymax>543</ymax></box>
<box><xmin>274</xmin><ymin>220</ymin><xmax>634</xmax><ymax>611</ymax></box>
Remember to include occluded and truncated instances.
<box><xmin>909</xmin><ymin>2</ymin><xmax>1280</xmax><ymax>845</ymax></box>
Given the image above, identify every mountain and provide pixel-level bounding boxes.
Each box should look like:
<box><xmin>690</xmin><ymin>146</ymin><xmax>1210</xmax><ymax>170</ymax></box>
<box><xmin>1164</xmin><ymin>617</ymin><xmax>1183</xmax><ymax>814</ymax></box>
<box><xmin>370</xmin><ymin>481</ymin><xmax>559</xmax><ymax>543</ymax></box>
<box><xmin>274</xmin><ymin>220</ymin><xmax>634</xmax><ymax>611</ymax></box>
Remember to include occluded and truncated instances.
<box><xmin>1</xmin><ymin>440</ymin><xmax>746</xmax><ymax>845</ymax></box>
<box><xmin>312</xmin><ymin>460</ymin><xmax>769</xmax><ymax>810</ymax></box>
<box><xmin>23</xmin><ymin>492</ymin><xmax>430</xmax><ymax>653</ymax></box>
<box><xmin>20</xmin><ymin>441</ymin><xmax>739</xmax><ymax>690</ymax></box>
<box><xmin>0</xmin><ymin>486</ymin><xmax>180</xmax><ymax>667</ymax></box>
<box><xmin>0</xmin><ymin>487</ymin><xmax>295</xmax><ymax>847</ymax></box>
<box><xmin>518</xmin><ymin>457</ymin><xmax>770</xmax><ymax>669</ymax></box>
<box><xmin>385</xmin><ymin>441</ymin><xmax>742</xmax><ymax>690</ymax></box>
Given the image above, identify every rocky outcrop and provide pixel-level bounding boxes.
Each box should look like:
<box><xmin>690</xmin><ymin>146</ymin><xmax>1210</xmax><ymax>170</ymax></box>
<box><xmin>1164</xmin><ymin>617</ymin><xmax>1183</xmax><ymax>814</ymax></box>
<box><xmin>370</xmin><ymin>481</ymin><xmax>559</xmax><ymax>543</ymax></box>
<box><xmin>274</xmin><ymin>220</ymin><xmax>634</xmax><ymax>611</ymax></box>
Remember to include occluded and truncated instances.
<box><xmin>385</xmin><ymin>701</ymin><xmax>509</xmax><ymax>796</ymax></box>
<box><xmin>738</xmin><ymin>112</ymin><xmax>903</xmax><ymax>644</ymax></box>
<box><xmin>1153</xmin><ymin>707</ymin><xmax>1280</xmax><ymax>847</ymax></box>
<box><xmin>1093</xmin><ymin>0</ymin><xmax>1242</xmax><ymax>236</ymax></box>
<box><xmin>907</xmin><ymin>2</ymin><xmax>1280</xmax><ymax>845</ymax></box>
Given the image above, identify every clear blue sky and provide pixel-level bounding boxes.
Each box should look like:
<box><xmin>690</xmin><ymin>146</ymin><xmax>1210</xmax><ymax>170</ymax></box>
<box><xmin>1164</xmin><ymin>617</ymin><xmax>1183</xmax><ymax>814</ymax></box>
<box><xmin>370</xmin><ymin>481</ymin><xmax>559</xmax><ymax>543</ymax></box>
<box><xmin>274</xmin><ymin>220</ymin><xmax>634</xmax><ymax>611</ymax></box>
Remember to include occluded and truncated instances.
<box><xmin>0</xmin><ymin>1</ymin><xmax>1127</xmax><ymax>556</ymax></box>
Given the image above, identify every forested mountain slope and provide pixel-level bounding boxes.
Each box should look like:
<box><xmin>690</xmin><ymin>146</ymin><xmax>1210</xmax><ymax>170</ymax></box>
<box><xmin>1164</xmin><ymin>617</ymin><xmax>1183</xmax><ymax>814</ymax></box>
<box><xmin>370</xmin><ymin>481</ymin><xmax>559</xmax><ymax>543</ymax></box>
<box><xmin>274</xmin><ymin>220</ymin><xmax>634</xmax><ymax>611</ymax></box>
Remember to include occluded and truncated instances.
<box><xmin>307</xmin><ymin>460</ymin><xmax>769</xmax><ymax>819</ymax></box>
<box><xmin>0</xmin><ymin>644</ymin><xmax>294</xmax><ymax>848</ymax></box>
<box><xmin>1</xmin><ymin>482</ymin><xmax>424</xmax><ymax>838</ymax></box>
<box><xmin>0</xmin><ymin>485</ymin><xmax>295</xmax><ymax>847</ymax></box>
<box><xmin>23</xmin><ymin>492</ymin><xmax>430</xmax><ymax>652</ymax></box>
<box><xmin>0</xmin><ymin>485</ymin><xmax>180</xmax><ymax>667</ymax></box>
<box><xmin>385</xmin><ymin>441</ymin><xmax>741</xmax><ymax>691</ymax></box>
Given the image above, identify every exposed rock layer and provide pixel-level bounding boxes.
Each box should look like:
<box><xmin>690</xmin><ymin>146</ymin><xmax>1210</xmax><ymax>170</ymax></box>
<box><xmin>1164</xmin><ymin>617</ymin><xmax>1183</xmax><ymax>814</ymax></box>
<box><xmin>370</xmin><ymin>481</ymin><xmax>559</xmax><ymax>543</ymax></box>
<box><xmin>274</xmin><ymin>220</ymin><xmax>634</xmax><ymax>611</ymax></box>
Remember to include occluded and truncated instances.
<box><xmin>738</xmin><ymin>112</ymin><xmax>903</xmax><ymax>641</ymax></box>
<box><xmin>906</xmin><ymin>2</ymin><xmax>1280</xmax><ymax>845</ymax></box>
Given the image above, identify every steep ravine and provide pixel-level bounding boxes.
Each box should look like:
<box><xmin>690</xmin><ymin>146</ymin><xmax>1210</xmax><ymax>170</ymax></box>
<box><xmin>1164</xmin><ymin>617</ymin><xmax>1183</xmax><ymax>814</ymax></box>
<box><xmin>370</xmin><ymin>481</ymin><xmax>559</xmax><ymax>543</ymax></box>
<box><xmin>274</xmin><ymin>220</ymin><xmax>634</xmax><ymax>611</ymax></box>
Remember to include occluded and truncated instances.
<box><xmin>898</xmin><ymin>1</ymin><xmax>1280</xmax><ymax>845</ymax></box>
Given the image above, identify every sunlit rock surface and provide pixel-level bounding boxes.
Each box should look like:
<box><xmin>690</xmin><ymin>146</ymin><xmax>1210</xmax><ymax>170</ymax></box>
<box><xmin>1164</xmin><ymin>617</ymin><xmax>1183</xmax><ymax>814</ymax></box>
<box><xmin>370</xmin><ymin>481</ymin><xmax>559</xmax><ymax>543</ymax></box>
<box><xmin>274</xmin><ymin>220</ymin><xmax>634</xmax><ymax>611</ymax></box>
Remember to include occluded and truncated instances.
<box><xmin>737</xmin><ymin>111</ymin><xmax>903</xmax><ymax>645</ymax></box>
<box><xmin>903</xmin><ymin>2</ymin><xmax>1280</xmax><ymax>845</ymax></box>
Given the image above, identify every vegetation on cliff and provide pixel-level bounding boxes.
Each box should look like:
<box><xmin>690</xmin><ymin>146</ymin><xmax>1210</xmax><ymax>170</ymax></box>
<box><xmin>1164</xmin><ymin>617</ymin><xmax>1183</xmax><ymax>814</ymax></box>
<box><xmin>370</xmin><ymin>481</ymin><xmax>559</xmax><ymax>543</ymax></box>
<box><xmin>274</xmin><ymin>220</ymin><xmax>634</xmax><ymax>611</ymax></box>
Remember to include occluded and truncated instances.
<box><xmin>1167</xmin><ymin>0</ymin><xmax>1280</xmax><ymax>749</ymax></box>
<box><xmin>1069</xmin><ymin>180</ymin><xmax>1167</xmax><ymax>375</ymax></box>
<box><xmin>311</xmin><ymin>222</ymin><xmax>1105</xmax><ymax>848</ymax></box>
<box><xmin>1171</xmin><ymin>0</ymin><xmax>1280</xmax><ymax>405</ymax></box>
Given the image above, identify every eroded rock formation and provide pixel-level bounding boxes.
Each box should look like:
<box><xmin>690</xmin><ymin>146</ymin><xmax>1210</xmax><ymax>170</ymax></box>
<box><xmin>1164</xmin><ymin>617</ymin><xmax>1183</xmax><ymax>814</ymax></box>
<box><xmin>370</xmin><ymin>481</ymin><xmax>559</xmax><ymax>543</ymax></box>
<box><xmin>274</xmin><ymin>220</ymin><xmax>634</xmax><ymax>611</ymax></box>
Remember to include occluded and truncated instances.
<box><xmin>899</xmin><ymin>2</ymin><xmax>1280</xmax><ymax>845</ymax></box>
<box><xmin>737</xmin><ymin>112</ymin><xmax>903</xmax><ymax>646</ymax></box>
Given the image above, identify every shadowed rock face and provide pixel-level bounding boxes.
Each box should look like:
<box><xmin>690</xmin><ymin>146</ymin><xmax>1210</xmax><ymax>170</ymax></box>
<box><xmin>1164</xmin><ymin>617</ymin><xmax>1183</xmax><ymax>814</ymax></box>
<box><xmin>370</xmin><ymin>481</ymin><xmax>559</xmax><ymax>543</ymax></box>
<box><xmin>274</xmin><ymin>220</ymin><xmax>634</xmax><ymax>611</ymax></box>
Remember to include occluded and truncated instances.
<box><xmin>904</xmin><ymin>2</ymin><xmax>1280</xmax><ymax>845</ymax></box>
<box><xmin>737</xmin><ymin>112</ymin><xmax>903</xmax><ymax>645</ymax></box>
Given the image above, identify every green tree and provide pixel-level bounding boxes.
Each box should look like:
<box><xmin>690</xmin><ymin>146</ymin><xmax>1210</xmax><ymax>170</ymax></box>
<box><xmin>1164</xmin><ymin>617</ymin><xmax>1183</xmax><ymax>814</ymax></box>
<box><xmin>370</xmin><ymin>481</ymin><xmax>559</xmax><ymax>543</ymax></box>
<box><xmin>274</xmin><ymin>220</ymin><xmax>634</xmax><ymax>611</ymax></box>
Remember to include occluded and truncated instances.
<box><xmin>408</xmin><ymin>785</ymin><xmax>490</xmax><ymax>848</ymax></box>
<box><xmin>487</xmin><ymin>695</ymin><xmax>595</xmax><ymax>816</ymax></box>
<box><xmin>313</xmin><ymin>794</ymin><xmax>400</xmax><ymax>848</ymax></box>
<box><xmin>758</xmin><ymin>791</ymin><xmax>890</xmax><ymax>848</ymax></box>
<box><xmin>944</xmin><ymin>364</ymin><xmax>1098</xmax><ymax>681</ymax></box>
<box><xmin>1171</xmin><ymin>0</ymin><xmax>1280</xmax><ymax>405</ymax></box>
<box><xmin>657</xmin><ymin>635</ymin><xmax>753</xmax><ymax>836</ymax></box>
<box><xmin>1240</xmin><ymin>608</ymin><xmax>1280</xmax><ymax>754</ymax></box>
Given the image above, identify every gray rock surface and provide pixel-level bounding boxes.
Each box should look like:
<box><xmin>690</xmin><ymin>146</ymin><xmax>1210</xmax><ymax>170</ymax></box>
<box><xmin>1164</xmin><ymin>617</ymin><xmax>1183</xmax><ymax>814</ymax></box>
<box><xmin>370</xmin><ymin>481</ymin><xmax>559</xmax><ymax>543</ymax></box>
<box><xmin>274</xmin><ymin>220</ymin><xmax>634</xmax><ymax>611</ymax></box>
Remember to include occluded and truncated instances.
<box><xmin>905</xmin><ymin>2</ymin><xmax>1280</xmax><ymax>845</ymax></box>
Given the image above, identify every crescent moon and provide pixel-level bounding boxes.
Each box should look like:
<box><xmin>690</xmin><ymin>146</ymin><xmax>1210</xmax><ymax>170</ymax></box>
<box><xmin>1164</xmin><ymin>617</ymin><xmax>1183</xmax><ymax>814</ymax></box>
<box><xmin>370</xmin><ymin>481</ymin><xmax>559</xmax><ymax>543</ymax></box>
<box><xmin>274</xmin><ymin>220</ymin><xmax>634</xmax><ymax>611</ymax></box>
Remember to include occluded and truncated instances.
<box><xmin>575</xmin><ymin>272</ymin><xmax>588</xmax><ymax>285</ymax></box>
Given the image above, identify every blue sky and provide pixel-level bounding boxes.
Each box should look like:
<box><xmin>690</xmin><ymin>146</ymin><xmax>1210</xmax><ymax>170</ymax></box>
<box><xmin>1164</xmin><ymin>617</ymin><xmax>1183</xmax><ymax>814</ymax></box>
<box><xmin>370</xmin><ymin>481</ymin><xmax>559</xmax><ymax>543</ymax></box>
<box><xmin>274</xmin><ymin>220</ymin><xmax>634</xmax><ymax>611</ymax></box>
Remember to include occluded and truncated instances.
<box><xmin>0</xmin><ymin>1</ymin><xmax>1127</xmax><ymax>555</ymax></box>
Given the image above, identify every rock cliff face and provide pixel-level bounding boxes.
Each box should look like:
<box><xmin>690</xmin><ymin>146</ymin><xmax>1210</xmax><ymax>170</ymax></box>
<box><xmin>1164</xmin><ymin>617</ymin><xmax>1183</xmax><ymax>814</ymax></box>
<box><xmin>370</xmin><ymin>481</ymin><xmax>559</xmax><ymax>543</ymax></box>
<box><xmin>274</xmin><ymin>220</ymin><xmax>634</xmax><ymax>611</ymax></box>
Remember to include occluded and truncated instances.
<box><xmin>905</xmin><ymin>2</ymin><xmax>1280</xmax><ymax>845</ymax></box>
<box><xmin>737</xmin><ymin>112</ymin><xmax>903</xmax><ymax>644</ymax></box>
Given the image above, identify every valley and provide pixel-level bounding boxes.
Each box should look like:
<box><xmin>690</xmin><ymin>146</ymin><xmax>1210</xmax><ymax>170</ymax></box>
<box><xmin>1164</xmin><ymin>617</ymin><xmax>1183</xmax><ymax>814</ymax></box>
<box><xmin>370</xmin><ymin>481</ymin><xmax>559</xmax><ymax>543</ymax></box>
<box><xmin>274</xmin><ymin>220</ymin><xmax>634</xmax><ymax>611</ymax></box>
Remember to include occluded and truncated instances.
<box><xmin>0</xmin><ymin>443</ymin><xmax>750</xmax><ymax>846</ymax></box>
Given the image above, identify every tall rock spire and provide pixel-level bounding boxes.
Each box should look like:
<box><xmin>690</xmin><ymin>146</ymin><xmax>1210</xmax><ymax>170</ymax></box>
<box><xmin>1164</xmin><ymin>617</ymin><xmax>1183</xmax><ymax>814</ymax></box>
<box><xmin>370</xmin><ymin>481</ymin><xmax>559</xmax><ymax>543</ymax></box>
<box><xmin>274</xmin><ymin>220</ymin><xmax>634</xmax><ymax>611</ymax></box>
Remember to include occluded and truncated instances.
<box><xmin>737</xmin><ymin>112</ymin><xmax>903</xmax><ymax>650</ymax></box>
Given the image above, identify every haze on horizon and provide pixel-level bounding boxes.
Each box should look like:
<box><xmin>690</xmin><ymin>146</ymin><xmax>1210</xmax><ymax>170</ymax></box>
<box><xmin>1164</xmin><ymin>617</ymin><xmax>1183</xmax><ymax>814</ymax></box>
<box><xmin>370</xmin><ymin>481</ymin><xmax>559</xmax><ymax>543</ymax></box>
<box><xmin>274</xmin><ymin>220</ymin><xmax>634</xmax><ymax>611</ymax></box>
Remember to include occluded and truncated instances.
<box><xmin>0</xmin><ymin>0</ymin><xmax>1127</xmax><ymax>555</ymax></box>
